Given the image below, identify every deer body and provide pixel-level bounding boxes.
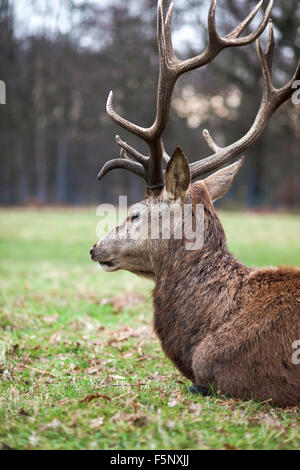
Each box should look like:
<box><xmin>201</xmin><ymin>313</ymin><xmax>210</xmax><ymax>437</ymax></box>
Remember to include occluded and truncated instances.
<box><xmin>153</xmin><ymin>185</ymin><xmax>300</xmax><ymax>407</ymax></box>
<box><xmin>91</xmin><ymin>1</ymin><xmax>300</xmax><ymax>407</ymax></box>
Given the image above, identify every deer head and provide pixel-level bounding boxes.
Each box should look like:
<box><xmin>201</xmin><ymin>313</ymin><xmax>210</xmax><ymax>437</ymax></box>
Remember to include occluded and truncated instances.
<box><xmin>90</xmin><ymin>0</ymin><xmax>299</xmax><ymax>279</ymax></box>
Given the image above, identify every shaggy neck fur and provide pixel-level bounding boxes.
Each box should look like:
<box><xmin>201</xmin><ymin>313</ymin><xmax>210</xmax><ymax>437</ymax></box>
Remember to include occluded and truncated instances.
<box><xmin>152</xmin><ymin>184</ymin><xmax>252</xmax><ymax>380</ymax></box>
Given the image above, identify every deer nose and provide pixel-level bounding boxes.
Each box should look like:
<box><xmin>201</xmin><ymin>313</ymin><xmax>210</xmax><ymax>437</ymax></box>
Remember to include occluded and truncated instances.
<box><xmin>90</xmin><ymin>245</ymin><xmax>95</xmax><ymax>257</ymax></box>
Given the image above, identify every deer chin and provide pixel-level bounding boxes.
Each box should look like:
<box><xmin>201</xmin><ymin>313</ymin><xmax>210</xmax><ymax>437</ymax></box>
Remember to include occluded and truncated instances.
<box><xmin>98</xmin><ymin>261</ymin><xmax>118</xmax><ymax>272</ymax></box>
<box><xmin>130</xmin><ymin>270</ymin><xmax>155</xmax><ymax>281</ymax></box>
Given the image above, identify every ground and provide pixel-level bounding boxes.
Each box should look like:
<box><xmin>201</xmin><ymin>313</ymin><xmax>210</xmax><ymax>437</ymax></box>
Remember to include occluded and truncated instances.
<box><xmin>0</xmin><ymin>208</ymin><xmax>299</xmax><ymax>450</ymax></box>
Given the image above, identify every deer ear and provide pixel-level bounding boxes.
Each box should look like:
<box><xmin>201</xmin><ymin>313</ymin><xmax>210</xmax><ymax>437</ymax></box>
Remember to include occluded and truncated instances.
<box><xmin>203</xmin><ymin>157</ymin><xmax>245</xmax><ymax>202</ymax></box>
<box><xmin>165</xmin><ymin>147</ymin><xmax>191</xmax><ymax>199</ymax></box>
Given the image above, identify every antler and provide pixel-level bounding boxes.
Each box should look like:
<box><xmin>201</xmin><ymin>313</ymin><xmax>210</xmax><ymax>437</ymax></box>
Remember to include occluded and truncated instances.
<box><xmin>98</xmin><ymin>0</ymin><xmax>273</xmax><ymax>192</ymax></box>
<box><xmin>190</xmin><ymin>20</ymin><xmax>300</xmax><ymax>179</ymax></box>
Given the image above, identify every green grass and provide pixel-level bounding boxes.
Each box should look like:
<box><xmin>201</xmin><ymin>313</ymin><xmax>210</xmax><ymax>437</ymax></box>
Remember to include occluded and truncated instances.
<box><xmin>0</xmin><ymin>208</ymin><xmax>299</xmax><ymax>450</ymax></box>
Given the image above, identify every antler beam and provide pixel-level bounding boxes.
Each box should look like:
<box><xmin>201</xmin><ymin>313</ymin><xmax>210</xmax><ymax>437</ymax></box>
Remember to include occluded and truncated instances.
<box><xmin>98</xmin><ymin>0</ymin><xmax>273</xmax><ymax>192</ymax></box>
<box><xmin>190</xmin><ymin>21</ymin><xmax>300</xmax><ymax>179</ymax></box>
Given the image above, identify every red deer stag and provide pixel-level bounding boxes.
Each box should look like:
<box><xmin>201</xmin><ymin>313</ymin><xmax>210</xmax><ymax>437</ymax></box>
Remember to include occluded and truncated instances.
<box><xmin>90</xmin><ymin>0</ymin><xmax>300</xmax><ymax>407</ymax></box>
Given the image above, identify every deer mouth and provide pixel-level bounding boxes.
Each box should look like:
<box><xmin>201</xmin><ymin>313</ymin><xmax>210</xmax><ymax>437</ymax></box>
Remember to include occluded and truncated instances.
<box><xmin>99</xmin><ymin>260</ymin><xmax>118</xmax><ymax>272</ymax></box>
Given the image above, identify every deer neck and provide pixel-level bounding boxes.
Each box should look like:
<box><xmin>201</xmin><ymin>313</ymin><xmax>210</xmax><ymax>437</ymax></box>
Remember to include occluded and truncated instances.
<box><xmin>152</xmin><ymin>203</ymin><xmax>245</xmax><ymax>283</ymax></box>
<box><xmin>154</xmin><ymin>236</ymin><xmax>248</xmax><ymax>297</ymax></box>
<box><xmin>152</xmin><ymin>217</ymin><xmax>251</xmax><ymax>381</ymax></box>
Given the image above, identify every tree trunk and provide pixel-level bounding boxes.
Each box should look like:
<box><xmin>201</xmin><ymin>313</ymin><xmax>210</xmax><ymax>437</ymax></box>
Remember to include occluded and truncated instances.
<box><xmin>34</xmin><ymin>57</ymin><xmax>47</xmax><ymax>203</ymax></box>
<box><xmin>56</xmin><ymin>133</ymin><xmax>68</xmax><ymax>203</ymax></box>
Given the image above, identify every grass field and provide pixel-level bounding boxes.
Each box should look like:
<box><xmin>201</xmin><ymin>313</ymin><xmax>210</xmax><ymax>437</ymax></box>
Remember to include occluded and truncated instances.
<box><xmin>0</xmin><ymin>208</ymin><xmax>300</xmax><ymax>450</ymax></box>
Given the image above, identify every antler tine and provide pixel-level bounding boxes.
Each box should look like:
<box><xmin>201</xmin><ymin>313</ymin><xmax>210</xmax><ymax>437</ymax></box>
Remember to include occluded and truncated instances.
<box><xmin>264</xmin><ymin>18</ymin><xmax>274</xmax><ymax>71</ymax></box>
<box><xmin>256</xmin><ymin>20</ymin><xmax>300</xmax><ymax>109</ymax></box>
<box><xmin>190</xmin><ymin>20</ymin><xmax>300</xmax><ymax>180</ymax></box>
<box><xmin>257</xmin><ymin>20</ymin><xmax>300</xmax><ymax>105</ymax></box>
<box><xmin>226</xmin><ymin>0</ymin><xmax>263</xmax><ymax>40</ymax></box>
<box><xmin>256</xmin><ymin>20</ymin><xmax>275</xmax><ymax>99</ymax></box>
<box><xmin>106</xmin><ymin>91</ymin><xmax>149</xmax><ymax>140</ymax></box>
<box><xmin>120</xmin><ymin>148</ymin><xmax>129</xmax><ymax>160</ymax></box>
<box><xmin>162</xmin><ymin>142</ymin><xmax>171</xmax><ymax>165</ymax></box>
<box><xmin>179</xmin><ymin>0</ymin><xmax>272</xmax><ymax>74</ymax></box>
<box><xmin>165</xmin><ymin>2</ymin><xmax>175</xmax><ymax>35</ymax></box>
<box><xmin>115</xmin><ymin>135</ymin><xmax>148</xmax><ymax>166</ymax></box>
<box><xmin>203</xmin><ymin>129</ymin><xmax>221</xmax><ymax>153</ymax></box>
<box><xmin>97</xmin><ymin>159</ymin><xmax>146</xmax><ymax>181</ymax></box>
<box><xmin>207</xmin><ymin>0</ymin><xmax>220</xmax><ymax>45</ymax></box>
<box><xmin>223</xmin><ymin>0</ymin><xmax>273</xmax><ymax>46</ymax></box>
<box><xmin>149</xmin><ymin>0</ymin><xmax>176</xmax><ymax>139</ymax></box>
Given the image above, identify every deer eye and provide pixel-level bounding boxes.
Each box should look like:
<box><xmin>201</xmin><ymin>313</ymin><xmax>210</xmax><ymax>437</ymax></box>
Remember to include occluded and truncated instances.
<box><xmin>130</xmin><ymin>212</ymin><xmax>140</xmax><ymax>222</ymax></box>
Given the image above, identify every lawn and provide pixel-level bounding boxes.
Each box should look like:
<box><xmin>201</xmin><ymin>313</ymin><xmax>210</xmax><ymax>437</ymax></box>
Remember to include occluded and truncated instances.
<box><xmin>0</xmin><ymin>208</ymin><xmax>299</xmax><ymax>450</ymax></box>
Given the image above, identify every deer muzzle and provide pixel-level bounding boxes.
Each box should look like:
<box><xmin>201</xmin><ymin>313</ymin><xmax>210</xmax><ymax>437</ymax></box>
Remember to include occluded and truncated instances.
<box><xmin>90</xmin><ymin>241</ymin><xmax>119</xmax><ymax>272</ymax></box>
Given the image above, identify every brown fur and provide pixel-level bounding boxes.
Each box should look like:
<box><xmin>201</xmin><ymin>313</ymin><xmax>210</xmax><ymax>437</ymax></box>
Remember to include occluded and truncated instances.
<box><xmin>91</xmin><ymin>160</ymin><xmax>300</xmax><ymax>407</ymax></box>
<box><xmin>153</xmin><ymin>182</ymin><xmax>300</xmax><ymax>407</ymax></box>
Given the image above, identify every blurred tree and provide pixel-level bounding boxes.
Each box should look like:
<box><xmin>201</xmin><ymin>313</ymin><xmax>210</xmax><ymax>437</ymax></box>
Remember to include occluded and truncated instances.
<box><xmin>0</xmin><ymin>0</ymin><xmax>299</xmax><ymax>208</ymax></box>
